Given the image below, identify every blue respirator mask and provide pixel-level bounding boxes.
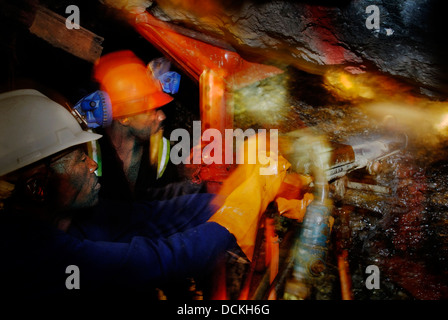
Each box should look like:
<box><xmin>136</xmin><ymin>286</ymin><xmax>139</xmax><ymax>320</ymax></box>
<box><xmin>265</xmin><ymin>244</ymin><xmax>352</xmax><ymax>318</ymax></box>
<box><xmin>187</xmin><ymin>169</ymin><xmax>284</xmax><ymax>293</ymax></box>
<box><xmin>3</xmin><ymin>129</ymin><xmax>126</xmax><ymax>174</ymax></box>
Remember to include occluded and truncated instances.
<box><xmin>73</xmin><ymin>90</ymin><xmax>113</xmax><ymax>129</ymax></box>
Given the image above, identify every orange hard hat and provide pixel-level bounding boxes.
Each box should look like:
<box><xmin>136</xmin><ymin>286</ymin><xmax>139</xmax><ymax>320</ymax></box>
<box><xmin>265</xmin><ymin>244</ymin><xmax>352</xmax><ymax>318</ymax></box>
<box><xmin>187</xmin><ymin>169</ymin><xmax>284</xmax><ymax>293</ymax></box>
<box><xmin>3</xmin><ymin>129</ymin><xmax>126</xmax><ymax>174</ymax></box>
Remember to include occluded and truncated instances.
<box><xmin>94</xmin><ymin>50</ymin><xmax>173</xmax><ymax>118</ymax></box>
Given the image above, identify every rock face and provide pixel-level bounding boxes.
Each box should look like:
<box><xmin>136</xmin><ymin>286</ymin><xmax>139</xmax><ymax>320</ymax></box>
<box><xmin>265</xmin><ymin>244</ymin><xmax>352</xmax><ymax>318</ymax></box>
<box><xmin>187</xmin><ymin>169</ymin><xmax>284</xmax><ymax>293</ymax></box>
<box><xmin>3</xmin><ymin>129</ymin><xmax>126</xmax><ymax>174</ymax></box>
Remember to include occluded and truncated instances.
<box><xmin>149</xmin><ymin>0</ymin><xmax>448</xmax><ymax>99</ymax></box>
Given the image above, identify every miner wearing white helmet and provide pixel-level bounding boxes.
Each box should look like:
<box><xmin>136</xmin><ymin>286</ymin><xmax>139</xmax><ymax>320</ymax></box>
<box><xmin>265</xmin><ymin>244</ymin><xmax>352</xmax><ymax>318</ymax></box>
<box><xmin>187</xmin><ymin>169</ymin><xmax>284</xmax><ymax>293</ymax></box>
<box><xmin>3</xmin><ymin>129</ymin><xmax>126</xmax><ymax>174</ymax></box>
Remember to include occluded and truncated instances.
<box><xmin>0</xmin><ymin>89</ymin><xmax>237</xmax><ymax>296</ymax></box>
<box><xmin>0</xmin><ymin>89</ymin><xmax>290</xmax><ymax>297</ymax></box>
<box><xmin>0</xmin><ymin>89</ymin><xmax>103</xmax><ymax>213</ymax></box>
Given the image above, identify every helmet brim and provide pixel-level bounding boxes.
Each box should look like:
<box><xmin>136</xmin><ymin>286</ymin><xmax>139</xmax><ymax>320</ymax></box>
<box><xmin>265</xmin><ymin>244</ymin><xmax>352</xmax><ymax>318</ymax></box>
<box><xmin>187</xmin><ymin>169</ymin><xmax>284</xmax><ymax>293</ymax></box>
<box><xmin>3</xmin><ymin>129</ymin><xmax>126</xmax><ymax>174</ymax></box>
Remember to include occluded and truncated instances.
<box><xmin>0</xmin><ymin>131</ymin><xmax>102</xmax><ymax>177</ymax></box>
<box><xmin>112</xmin><ymin>91</ymin><xmax>174</xmax><ymax>118</ymax></box>
<box><xmin>150</xmin><ymin>90</ymin><xmax>174</xmax><ymax>109</ymax></box>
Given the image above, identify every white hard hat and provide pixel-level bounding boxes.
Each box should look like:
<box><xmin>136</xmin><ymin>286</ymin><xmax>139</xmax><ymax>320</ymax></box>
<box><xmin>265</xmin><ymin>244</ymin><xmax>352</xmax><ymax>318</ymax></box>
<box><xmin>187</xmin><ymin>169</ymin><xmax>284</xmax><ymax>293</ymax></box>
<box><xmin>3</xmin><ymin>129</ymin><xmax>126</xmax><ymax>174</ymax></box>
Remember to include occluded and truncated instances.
<box><xmin>0</xmin><ymin>89</ymin><xmax>102</xmax><ymax>176</ymax></box>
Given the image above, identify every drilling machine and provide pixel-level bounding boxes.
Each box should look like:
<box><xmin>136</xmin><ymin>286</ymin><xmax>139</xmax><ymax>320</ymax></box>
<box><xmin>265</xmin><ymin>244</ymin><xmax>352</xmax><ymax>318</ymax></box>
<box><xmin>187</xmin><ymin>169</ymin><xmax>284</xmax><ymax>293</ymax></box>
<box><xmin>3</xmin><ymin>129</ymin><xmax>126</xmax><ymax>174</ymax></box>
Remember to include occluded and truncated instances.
<box><xmin>279</xmin><ymin>129</ymin><xmax>408</xmax><ymax>300</ymax></box>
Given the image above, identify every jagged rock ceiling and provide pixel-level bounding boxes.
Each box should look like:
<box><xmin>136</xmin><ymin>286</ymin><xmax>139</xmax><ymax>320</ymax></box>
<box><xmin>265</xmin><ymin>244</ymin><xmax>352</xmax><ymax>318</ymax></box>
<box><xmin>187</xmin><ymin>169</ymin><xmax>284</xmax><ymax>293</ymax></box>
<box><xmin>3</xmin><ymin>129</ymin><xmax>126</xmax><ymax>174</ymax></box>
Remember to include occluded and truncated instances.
<box><xmin>147</xmin><ymin>0</ymin><xmax>447</xmax><ymax>99</ymax></box>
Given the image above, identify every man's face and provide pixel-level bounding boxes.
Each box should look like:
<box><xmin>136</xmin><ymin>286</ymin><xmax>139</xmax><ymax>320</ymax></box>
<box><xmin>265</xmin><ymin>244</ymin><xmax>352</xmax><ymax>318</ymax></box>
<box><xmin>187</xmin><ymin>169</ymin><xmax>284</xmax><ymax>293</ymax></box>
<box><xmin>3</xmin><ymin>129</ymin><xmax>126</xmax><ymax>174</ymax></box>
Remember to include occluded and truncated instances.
<box><xmin>127</xmin><ymin>108</ymin><xmax>166</xmax><ymax>141</ymax></box>
<box><xmin>50</xmin><ymin>147</ymin><xmax>100</xmax><ymax>210</ymax></box>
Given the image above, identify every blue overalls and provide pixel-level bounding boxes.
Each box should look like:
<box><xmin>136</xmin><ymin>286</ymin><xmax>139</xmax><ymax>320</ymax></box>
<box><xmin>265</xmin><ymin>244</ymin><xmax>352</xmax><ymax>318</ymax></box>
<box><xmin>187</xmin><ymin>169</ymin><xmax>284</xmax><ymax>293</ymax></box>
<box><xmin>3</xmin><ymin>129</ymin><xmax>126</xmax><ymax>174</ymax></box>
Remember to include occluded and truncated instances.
<box><xmin>0</xmin><ymin>193</ymin><xmax>235</xmax><ymax>296</ymax></box>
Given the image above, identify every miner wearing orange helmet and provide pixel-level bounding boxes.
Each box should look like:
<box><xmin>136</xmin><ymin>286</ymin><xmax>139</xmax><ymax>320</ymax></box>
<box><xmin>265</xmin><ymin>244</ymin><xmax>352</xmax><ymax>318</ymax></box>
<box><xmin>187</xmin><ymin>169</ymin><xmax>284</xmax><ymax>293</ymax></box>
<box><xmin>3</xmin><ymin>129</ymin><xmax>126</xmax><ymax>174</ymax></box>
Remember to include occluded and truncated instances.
<box><xmin>93</xmin><ymin>50</ymin><xmax>196</xmax><ymax>202</ymax></box>
<box><xmin>94</xmin><ymin>50</ymin><xmax>173</xmax><ymax>118</ymax></box>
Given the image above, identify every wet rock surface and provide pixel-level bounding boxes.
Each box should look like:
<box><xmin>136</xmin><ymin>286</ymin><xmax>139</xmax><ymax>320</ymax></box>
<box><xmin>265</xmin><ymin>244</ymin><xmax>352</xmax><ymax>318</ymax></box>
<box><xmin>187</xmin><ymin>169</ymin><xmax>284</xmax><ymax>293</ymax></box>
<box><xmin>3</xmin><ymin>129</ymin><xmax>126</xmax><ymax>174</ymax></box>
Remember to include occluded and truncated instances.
<box><xmin>150</xmin><ymin>0</ymin><xmax>448</xmax><ymax>99</ymax></box>
<box><xmin>290</xmin><ymin>72</ymin><xmax>448</xmax><ymax>300</ymax></box>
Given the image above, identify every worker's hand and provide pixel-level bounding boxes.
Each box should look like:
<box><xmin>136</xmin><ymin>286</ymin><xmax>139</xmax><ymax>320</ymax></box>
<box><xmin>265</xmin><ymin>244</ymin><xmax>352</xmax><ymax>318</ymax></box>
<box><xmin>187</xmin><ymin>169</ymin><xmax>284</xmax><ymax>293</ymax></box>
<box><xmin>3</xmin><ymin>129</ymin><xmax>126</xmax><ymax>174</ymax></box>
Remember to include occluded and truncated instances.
<box><xmin>276</xmin><ymin>193</ymin><xmax>314</xmax><ymax>222</ymax></box>
<box><xmin>276</xmin><ymin>172</ymin><xmax>312</xmax><ymax>200</ymax></box>
<box><xmin>208</xmin><ymin>154</ymin><xmax>290</xmax><ymax>261</ymax></box>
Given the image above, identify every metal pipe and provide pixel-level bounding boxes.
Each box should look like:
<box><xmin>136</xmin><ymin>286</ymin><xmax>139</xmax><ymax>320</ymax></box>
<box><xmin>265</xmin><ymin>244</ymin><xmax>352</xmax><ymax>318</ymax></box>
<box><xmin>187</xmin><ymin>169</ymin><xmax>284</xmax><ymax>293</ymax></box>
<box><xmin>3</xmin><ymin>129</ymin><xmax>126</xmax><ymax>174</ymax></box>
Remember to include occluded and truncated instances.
<box><xmin>282</xmin><ymin>132</ymin><xmax>333</xmax><ymax>300</ymax></box>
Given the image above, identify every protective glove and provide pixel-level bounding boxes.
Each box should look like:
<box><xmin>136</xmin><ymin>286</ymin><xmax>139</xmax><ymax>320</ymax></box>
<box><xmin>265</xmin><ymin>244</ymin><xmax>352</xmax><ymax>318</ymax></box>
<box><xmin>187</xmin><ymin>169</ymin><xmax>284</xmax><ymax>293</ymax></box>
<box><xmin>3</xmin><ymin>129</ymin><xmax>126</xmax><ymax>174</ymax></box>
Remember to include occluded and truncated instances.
<box><xmin>208</xmin><ymin>153</ymin><xmax>290</xmax><ymax>261</ymax></box>
<box><xmin>276</xmin><ymin>193</ymin><xmax>314</xmax><ymax>222</ymax></box>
